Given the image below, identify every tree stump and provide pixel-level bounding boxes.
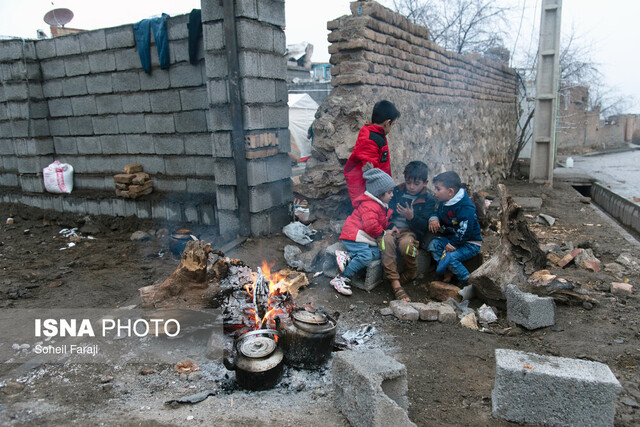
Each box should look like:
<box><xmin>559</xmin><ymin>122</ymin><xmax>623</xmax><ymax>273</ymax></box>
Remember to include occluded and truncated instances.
<box><xmin>139</xmin><ymin>240</ymin><xmax>216</xmax><ymax>309</ymax></box>
<box><xmin>468</xmin><ymin>184</ymin><xmax>546</xmax><ymax>304</ymax></box>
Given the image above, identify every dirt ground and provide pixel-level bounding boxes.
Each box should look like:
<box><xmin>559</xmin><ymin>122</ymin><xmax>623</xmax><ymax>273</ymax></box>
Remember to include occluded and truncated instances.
<box><xmin>1</xmin><ymin>178</ymin><xmax>640</xmax><ymax>426</ymax></box>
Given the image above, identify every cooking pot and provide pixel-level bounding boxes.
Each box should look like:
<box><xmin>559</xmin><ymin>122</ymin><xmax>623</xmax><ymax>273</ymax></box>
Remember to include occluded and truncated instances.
<box><xmin>276</xmin><ymin>308</ymin><xmax>337</xmax><ymax>369</ymax></box>
<box><xmin>169</xmin><ymin>228</ymin><xmax>198</xmax><ymax>256</ymax></box>
<box><xmin>223</xmin><ymin>329</ymin><xmax>283</xmax><ymax>390</ymax></box>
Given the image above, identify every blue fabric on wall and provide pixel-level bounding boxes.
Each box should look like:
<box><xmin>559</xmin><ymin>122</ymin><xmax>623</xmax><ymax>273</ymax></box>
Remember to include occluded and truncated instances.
<box><xmin>133</xmin><ymin>13</ymin><xmax>170</xmax><ymax>74</ymax></box>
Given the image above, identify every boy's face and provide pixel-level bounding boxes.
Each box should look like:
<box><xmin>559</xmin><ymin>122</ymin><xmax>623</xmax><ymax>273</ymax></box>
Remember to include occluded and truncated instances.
<box><xmin>380</xmin><ymin>189</ymin><xmax>394</xmax><ymax>203</ymax></box>
<box><xmin>404</xmin><ymin>177</ymin><xmax>427</xmax><ymax>196</ymax></box>
<box><xmin>381</xmin><ymin>119</ymin><xmax>395</xmax><ymax>135</ymax></box>
<box><xmin>433</xmin><ymin>182</ymin><xmax>455</xmax><ymax>202</ymax></box>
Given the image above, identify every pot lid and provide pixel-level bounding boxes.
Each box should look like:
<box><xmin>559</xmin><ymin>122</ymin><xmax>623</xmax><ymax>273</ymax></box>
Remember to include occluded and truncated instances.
<box><xmin>238</xmin><ymin>335</ymin><xmax>277</xmax><ymax>359</ymax></box>
<box><xmin>293</xmin><ymin>309</ymin><xmax>327</xmax><ymax>325</ymax></box>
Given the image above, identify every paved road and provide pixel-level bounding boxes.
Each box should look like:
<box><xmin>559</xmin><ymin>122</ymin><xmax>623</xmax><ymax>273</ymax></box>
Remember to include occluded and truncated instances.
<box><xmin>570</xmin><ymin>149</ymin><xmax>640</xmax><ymax>202</ymax></box>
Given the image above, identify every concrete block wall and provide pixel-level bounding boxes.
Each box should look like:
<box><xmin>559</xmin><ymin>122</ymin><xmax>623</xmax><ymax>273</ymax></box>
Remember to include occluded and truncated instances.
<box><xmin>203</xmin><ymin>0</ymin><xmax>291</xmax><ymax>236</ymax></box>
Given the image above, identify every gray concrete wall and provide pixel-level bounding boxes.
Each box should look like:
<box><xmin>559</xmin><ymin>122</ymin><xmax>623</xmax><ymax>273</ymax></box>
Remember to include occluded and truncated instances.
<box><xmin>0</xmin><ymin>0</ymin><xmax>291</xmax><ymax>235</ymax></box>
<box><xmin>298</xmin><ymin>1</ymin><xmax>517</xmax><ymax>205</ymax></box>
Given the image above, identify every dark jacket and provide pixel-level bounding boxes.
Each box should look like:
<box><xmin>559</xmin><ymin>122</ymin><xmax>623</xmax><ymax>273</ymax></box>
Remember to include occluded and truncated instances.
<box><xmin>344</xmin><ymin>123</ymin><xmax>391</xmax><ymax>207</ymax></box>
<box><xmin>388</xmin><ymin>183</ymin><xmax>436</xmax><ymax>241</ymax></box>
<box><xmin>430</xmin><ymin>189</ymin><xmax>482</xmax><ymax>248</ymax></box>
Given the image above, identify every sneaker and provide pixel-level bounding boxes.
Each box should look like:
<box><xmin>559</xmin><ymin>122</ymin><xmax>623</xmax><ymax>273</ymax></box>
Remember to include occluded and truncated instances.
<box><xmin>331</xmin><ymin>276</ymin><xmax>352</xmax><ymax>296</ymax></box>
<box><xmin>335</xmin><ymin>250</ymin><xmax>351</xmax><ymax>274</ymax></box>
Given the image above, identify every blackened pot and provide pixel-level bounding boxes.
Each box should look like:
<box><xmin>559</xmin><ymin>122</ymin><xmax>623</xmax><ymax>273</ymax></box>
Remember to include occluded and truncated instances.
<box><xmin>276</xmin><ymin>309</ymin><xmax>337</xmax><ymax>369</ymax></box>
<box><xmin>223</xmin><ymin>329</ymin><xmax>283</xmax><ymax>391</ymax></box>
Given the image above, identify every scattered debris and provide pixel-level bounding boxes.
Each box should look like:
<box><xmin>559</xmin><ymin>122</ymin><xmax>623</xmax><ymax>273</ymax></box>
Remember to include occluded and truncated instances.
<box><xmin>380</xmin><ymin>307</ymin><xmax>393</xmax><ymax>316</ymax></box>
<box><xmin>341</xmin><ymin>325</ymin><xmax>376</xmax><ymax>346</ymax></box>
<box><xmin>574</xmin><ymin>248</ymin><xmax>601</xmax><ymax>272</ymax></box>
<box><xmin>536</xmin><ymin>213</ymin><xmax>556</xmax><ymax>226</ymax></box>
<box><xmin>165</xmin><ymin>390</ymin><xmax>217</xmax><ymax>407</ymax></box>
<box><xmin>425</xmin><ymin>281</ymin><xmax>462</xmax><ymax>302</ymax></box>
<box><xmin>460</xmin><ymin>313</ymin><xmax>479</xmax><ymax>330</ymax></box>
<box><xmin>283</xmin><ymin>221</ymin><xmax>317</xmax><ymax>245</ymax></box>
<box><xmin>2</xmin><ymin>381</ymin><xmax>25</xmax><ymax>395</ymax></box>
<box><xmin>389</xmin><ymin>300</ymin><xmax>419</xmax><ymax>321</ymax></box>
<box><xmin>477</xmin><ymin>304</ymin><xmax>498</xmax><ymax>323</ymax></box>
<box><xmin>130</xmin><ymin>230</ymin><xmax>153</xmax><ymax>242</ymax></box>
<box><xmin>506</xmin><ymin>284</ymin><xmax>555</xmax><ymax>330</ymax></box>
<box><xmin>174</xmin><ymin>360</ymin><xmax>199</xmax><ymax>374</ymax></box>
<box><xmin>6</xmin><ymin>217</ymin><xmax>14</xmax><ymax>224</ymax></box>
<box><xmin>139</xmin><ymin>368</ymin><xmax>155</xmax><ymax>376</ymax></box>
<box><xmin>610</xmin><ymin>282</ymin><xmax>633</xmax><ymax>297</ymax></box>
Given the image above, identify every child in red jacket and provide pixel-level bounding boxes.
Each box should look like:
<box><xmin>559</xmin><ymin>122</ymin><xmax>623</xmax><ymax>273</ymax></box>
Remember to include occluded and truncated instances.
<box><xmin>331</xmin><ymin>166</ymin><xmax>395</xmax><ymax>295</ymax></box>
<box><xmin>344</xmin><ymin>100</ymin><xmax>400</xmax><ymax>208</ymax></box>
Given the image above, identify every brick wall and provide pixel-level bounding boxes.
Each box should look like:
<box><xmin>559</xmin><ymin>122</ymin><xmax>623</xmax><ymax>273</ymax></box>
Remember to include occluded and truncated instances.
<box><xmin>299</xmin><ymin>1</ymin><xmax>518</xmax><ymax>204</ymax></box>
<box><xmin>0</xmin><ymin>0</ymin><xmax>291</xmax><ymax>236</ymax></box>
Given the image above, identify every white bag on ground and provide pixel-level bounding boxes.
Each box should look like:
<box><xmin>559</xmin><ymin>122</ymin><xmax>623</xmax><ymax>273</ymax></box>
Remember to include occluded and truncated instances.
<box><xmin>283</xmin><ymin>221</ymin><xmax>317</xmax><ymax>245</ymax></box>
<box><xmin>43</xmin><ymin>161</ymin><xmax>74</xmax><ymax>194</ymax></box>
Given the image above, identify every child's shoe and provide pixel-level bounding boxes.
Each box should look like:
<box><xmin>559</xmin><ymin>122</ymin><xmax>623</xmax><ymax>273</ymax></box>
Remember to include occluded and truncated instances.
<box><xmin>335</xmin><ymin>250</ymin><xmax>351</xmax><ymax>274</ymax></box>
<box><xmin>436</xmin><ymin>252</ymin><xmax>452</xmax><ymax>274</ymax></box>
<box><xmin>331</xmin><ymin>275</ymin><xmax>352</xmax><ymax>296</ymax></box>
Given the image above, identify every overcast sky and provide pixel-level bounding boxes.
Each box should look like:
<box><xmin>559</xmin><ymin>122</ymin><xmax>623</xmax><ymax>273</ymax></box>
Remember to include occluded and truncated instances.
<box><xmin>0</xmin><ymin>0</ymin><xmax>638</xmax><ymax>112</ymax></box>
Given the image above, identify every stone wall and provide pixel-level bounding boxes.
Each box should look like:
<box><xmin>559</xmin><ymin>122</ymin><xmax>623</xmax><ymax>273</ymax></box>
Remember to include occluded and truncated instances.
<box><xmin>299</xmin><ymin>1</ymin><xmax>517</xmax><ymax>206</ymax></box>
<box><xmin>0</xmin><ymin>0</ymin><xmax>291</xmax><ymax>236</ymax></box>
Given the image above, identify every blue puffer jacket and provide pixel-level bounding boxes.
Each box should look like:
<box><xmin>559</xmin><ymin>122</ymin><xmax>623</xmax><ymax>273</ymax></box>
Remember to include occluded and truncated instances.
<box><xmin>429</xmin><ymin>189</ymin><xmax>482</xmax><ymax>248</ymax></box>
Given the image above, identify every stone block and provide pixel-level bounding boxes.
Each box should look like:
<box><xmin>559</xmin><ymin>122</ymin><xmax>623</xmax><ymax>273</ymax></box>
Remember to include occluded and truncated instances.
<box><xmin>42</xmin><ymin>80</ymin><xmax>63</xmax><ymax>98</ymax></box>
<box><xmin>506</xmin><ymin>284</ymin><xmax>555</xmax><ymax>330</ymax></box>
<box><xmin>100</xmin><ymin>135</ymin><xmax>127</xmax><ymax>154</ymax></box>
<box><xmin>257</xmin><ymin>0</ymin><xmax>286</xmax><ymax>27</ymax></box>
<box><xmin>64</xmin><ymin>56</ymin><xmax>90</xmax><ymax>77</ymax></box>
<box><xmin>248</xmin><ymin>179</ymin><xmax>292</xmax><ymax>213</ymax></box>
<box><xmin>79</xmin><ymin>29</ymin><xmax>107</xmax><ymax>53</ymax></box>
<box><xmin>237</xmin><ymin>20</ymin><xmax>273</xmax><ymax>51</ymax></box>
<box><xmin>113</xmin><ymin>71</ymin><xmax>140</xmax><ymax>92</ymax></box>
<box><xmin>169</xmin><ymin>63</ymin><xmax>203</xmax><ymax>88</ymax></box>
<box><xmin>241</xmin><ymin>78</ymin><xmax>277</xmax><ymax>104</ymax></box>
<box><xmin>48</xmin><ymin>98</ymin><xmax>73</xmax><ymax>117</ymax></box>
<box><xmin>207</xmin><ymin>106</ymin><xmax>232</xmax><ymax>131</ymax></box>
<box><xmin>236</xmin><ymin>0</ymin><xmax>258</xmax><ymax>19</ymax></box>
<box><xmin>217</xmin><ymin>209</ymin><xmax>240</xmax><ymax>236</ymax></box>
<box><xmin>203</xmin><ymin>21</ymin><xmax>225</xmax><ymax>51</ymax></box>
<box><xmin>53</xmin><ymin>137</ymin><xmax>77</xmax><ymax>155</ymax></box>
<box><xmin>121</xmin><ymin>93</ymin><xmax>151</xmax><ymax>113</ymax></box>
<box><xmin>492</xmin><ymin>349</ymin><xmax>622</xmax><ymax>426</ymax></box>
<box><xmin>390</xmin><ymin>300</ymin><xmax>419</xmax><ymax>321</ymax></box>
<box><xmin>106</xmin><ymin>26</ymin><xmax>135</xmax><ymax>49</ymax></box>
<box><xmin>185</xmin><ymin>134</ymin><xmax>213</xmax><ymax>156</ymax></box>
<box><xmin>179</xmin><ymin>87</ymin><xmax>208</xmax><ymax>110</ymax></box>
<box><xmin>54</xmin><ymin>36</ymin><xmax>81</xmax><ymax>56</ymax></box>
<box><xmin>4</xmin><ymin>83</ymin><xmax>28</xmax><ymax>101</ymax></box>
<box><xmin>187</xmin><ymin>178</ymin><xmax>215</xmax><ymax>194</ymax></box>
<box><xmin>140</xmin><ymin>69</ymin><xmax>170</xmax><ymax>90</ymax></box>
<box><xmin>62</xmin><ymin>76</ymin><xmax>88</xmax><ymax>96</ymax></box>
<box><xmin>35</xmin><ymin>39</ymin><xmax>57</xmax><ymax>59</ymax></box>
<box><xmin>154</xmin><ymin>135</ymin><xmax>184</xmax><ymax>155</ymax></box>
<box><xmin>126</xmin><ymin>134</ymin><xmax>154</xmax><ymax>154</ymax></box>
<box><xmin>49</xmin><ymin>118</ymin><xmax>70</xmax><ymax>136</ymax></box>
<box><xmin>117</xmin><ymin>114</ymin><xmax>145</xmax><ymax>134</ymax></box>
<box><xmin>86</xmin><ymin>74</ymin><xmax>113</xmax><ymax>94</ymax></box>
<box><xmin>204</xmin><ymin>53</ymin><xmax>227</xmax><ymax>79</ymax></box>
<box><xmin>71</xmin><ymin>96</ymin><xmax>97</xmax><ymax>116</ymax></box>
<box><xmin>410</xmin><ymin>303</ymin><xmax>438</xmax><ymax>321</ymax></box>
<box><xmin>333</xmin><ymin>349</ymin><xmax>414</xmax><ymax>427</ymax></box>
<box><xmin>246</xmin><ymin>154</ymin><xmax>291</xmax><ymax>186</ymax></box>
<box><xmin>610</xmin><ymin>282</ymin><xmax>632</xmax><ymax>297</ymax></box>
<box><xmin>92</xmin><ymin>116</ymin><xmax>119</xmax><ymax>135</ymax></box>
<box><xmin>0</xmin><ymin>173</ymin><xmax>19</xmax><ymax>187</ymax></box>
<box><xmin>68</xmin><ymin>116</ymin><xmax>94</xmax><ymax>136</ymax></box>
<box><xmin>249</xmin><ymin>205</ymin><xmax>290</xmax><ymax>236</ymax></box>
<box><xmin>88</xmin><ymin>52</ymin><xmax>116</xmax><ymax>73</ymax></box>
<box><xmin>243</xmin><ymin>104</ymin><xmax>288</xmax><ymax>130</ymax></box>
<box><xmin>77</xmin><ymin>136</ymin><xmax>102</xmax><ymax>154</ymax></box>
<box><xmin>115</xmin><ymin>48</ymin><xmax>141</xmax><ymax>71</ymax></box>
<box><xmin>145</xmin><ymin>114</ymin><xmax>176</xmax><ymax>134</ymax></box>
<box><xmin>165</xmin><ymin>157</ymin><xmax>196</xmax><ymax>176</ymax></box>
<box><xmin>174</xmin><ymin>110</ymin><xmax>208</xmax><ymax>133</ymax></box>
<box><xmin>150</xmin><ymin>90</ymin><xmax>182</xmax><ymax>113</ymax></box>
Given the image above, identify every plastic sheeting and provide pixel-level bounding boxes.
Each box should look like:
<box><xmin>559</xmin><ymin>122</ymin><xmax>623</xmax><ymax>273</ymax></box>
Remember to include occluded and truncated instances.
<box><xmin>288</xmin><ymin>93</ymin><xmax>319</xmax><ymax>161</ymax></box>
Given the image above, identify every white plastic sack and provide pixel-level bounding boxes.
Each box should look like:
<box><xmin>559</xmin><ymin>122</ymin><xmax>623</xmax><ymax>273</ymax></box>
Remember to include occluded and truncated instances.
<box><xmin>43</xmin><ymin>160</ymin><xmax>73</xmax><ymax>194</ymax></box>
<box><xmin>283</xmin><ymin>222</ymin><xmax>317</xmax><ymax>245</ymax></box>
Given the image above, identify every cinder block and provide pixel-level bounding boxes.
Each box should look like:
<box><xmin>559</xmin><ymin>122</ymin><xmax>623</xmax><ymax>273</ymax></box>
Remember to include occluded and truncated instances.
<box><xmin>256</xmin><ymin>0</ymin><xmax>286</xmax><ymax>27</ymax></box>
<box><xmin>217</xmin><ymin>209</ymin><xmax>240</xmax><ymax>236</ymax></box>
<box><xmin>204</xmin><ymin>53</ymin><xmax>228</xmax><ymax>78</ymax></box>
<box><xmin>53</xmin><ymin>137</ymin><xmax>77</xmax><ymax>155</ymax></box>
<box><xmin>237</xmin><ymin>20</ymin><xmax>273</xmax><ymax>51</ymax></box>
<box><xmin>62</xmin><ymin>76</ymin><xmax>88</xmax><ymax>96</ymax></box>
<box><xmin>169</xmin><ymin>63</ymin><xmax>204</xmax><ymax>88</ymax></box>
<box><xmin>40</xmin><ymin>58</ymin><xmax>65</xmax><ymax>80</ymax></box>
<box><xmin>48</xmin><ymin>98</ymin><xmax>73</xmax><ymax>117</ymax></box>
<box><xmin>86</xmin><ymin>74</ymin><xmax>113</xmax><ymax>94</ymax></box>
<box><xmin>100</xmin><ymin>135</ymin><xmax>127</xmax><ymax>154</ymax></box>
<box><xmin>0</xmin><ymin>173</ymin><xmax>19</xmax><ymax>187</ymax></box>
<box><xmin>35</xmin><ymin>39</ymin><xmax>57</xmax><ymax>59</ymax></box>
<box><xmin>7</xmin><ymin>101</ymin><xmax>28</xmax><ymax>119</ymax></box>
<box><xmin>203</xmin><ymin>21</ymin><xmax>225</xmax><ymax>51</ymax></box>
<box><xmin>506</xmin><ymin>284</ymin><xmax>555</xmax><ymax>330</ymax></box>
<box><xmin>236</xmin><ymin>0</ymin><xmax>258</xmax><ymax>19</ymax></box>
<box><xmin>149</xmin><ymin>91</ymin><xmax>182</xmax><ymax>113</ymax></box>
<box><xmin>185</xmin><ymin>134</ymin><xmax>213</xmax><ymax>155</ymax></box>
<box><xmin>139</xmin><ymin>69</ymin><xmax>170</xmax><ymax>90</ymax></box>
<box><xmin>112</xmin><ymin>198</ymin><xmax>126</xmax><ymax>217</ymax></box>
<box><xmin>390</xmin><ymin>300</ymin><xmax>419</xmax><ymax>321</ymax></box>
<box><xmin>167</xmin><ymin>14</ymin><xmax>189</xmax><ymax>40</ymax></box>
<box><xmin>54</xmin><ymin>36</ymin><xmax>81</xmax><ymax>56</ymax></box>
<box><xmin>79</xmin><ymin>29</ymin><xmax>107</xmax><ymax>53</ymax></box>
<box><xmin>248</xmin><ymin>179</ymin><xmax>291</xmax><ymax>213</ymax></box>
<box><xmin>169</xmin><ymin>39</ymin><xmax>191</xmax><ymax>64</ymax></box>
<box><xmin>136</xmin><ymin>201</ymin><xmax>152</xmax><ymax>219</ymax></box>
<box><xmin>85</xmin><ymin>199</ymin><xmax>101</xmax><ymax>215</ymax></box>
<box><xmin>68</xmin><ymin>116</ymin><xmax>94</xmax><ymax>136</ymax></box>
<box><xmin>207</xmin><ymin>106</ymin><xmax>232</xmax><ymax>131</ymax></box>
<box><xmin>106</xmin><ymin>26</ymin><xmax>135</xmax><ymax>49</ymax></box>
<box><xmin>121</xmin><ymin>93</ymin><xmax>151</xmax><ymax>113</ymax></box>
<box><xmin>77</xmin><ymin>136</ymin><xmax>102</xmax><ymax>154</ymax></box>
<box><xmin>49</xmin><ymin>118</ymin><xmax>70</xmax><ymax>136</ymax></box>
<box><xmin>64</xmin><ymin>57</ymin><xmax>90</xmax><ymax>77</ymax></box>
<box><xmin>19</xmin><ymin>174</ymin><xmax>45</xmax><ymax>193</ymax></box>
<box><xmin>187</xmin><ymin>178</ymin><xmax>215</xmax><ymax>193</ymax></box>
<box><xmin>241</xmin><ymin>78</ymin><xmax>277</xmax><ymax>104</ymax></box>
<box><xmin>165</xmin><ymin>157</ymin><xmax>196</xmax><ymax>176</ymax></box>
<box><xmin>154</xmin><ymin>135</ymin><xmax>184</xmax><ymax>155</ymax></box>
<box><xmin>207</xmin><ymin>79</ymin><xmax>229</xmax><ymax>105</ymax></box>
<box><xmin>30</xmin><ymin>101</ymin><xmax>49</xmax><ymax>119</ymax></box>
<box><xmin>18</xmin><ymin>155</ymin><xmax>54</xmax><ymax>174</ymax></box>
<box><xmin>216</xmin><ymin>185</ymin><xmax>238</xmax><ymax>210</ymax></box>
<box><xmin>184</xmin><ymin>204</ymin><xmax>200</xmax><ymax>223</ymax></box>
<box><xmin>165</xmin><ymin>201</ymin><xmax>183</xmax><ymax>222</ymax></box>
<box><xmin>92</xmin><ymin>116</ymin><xmax>119</xmax><ymax>135</ymax></box>
<box><xmin>2</xmin><ymin>155</ymin><xmax>18</xmax><ymax>170</ymax></box>
<box><xmin>99</xmin><ymin>199</ymin><xmax>113</xmax><ymax>216</ymax></box>
<box><xmin>131</xmin><ymin>155</ymin><xmax>165</xmax><ymax>174</ymax></box>
<box><xmin>212</xmin><ymin>159</ymin><xmax>236</xmax><ymax>185</ymax></box>
<box><xmin>492</xmin><ymin>349</ymin><xmax>622</xmax><ymax>426</ymax></box>
<box><xmin>113</xmin><ymin>71</ymin><xmax>140</xmax><ymax>92</ymax></box>
<box><xmin>333</xmin><ymin>349</ymin><xmax>414</xmax><ymax>427</ymax></box>
<box><xmin>201</xmin><ymin>202</ymin><xmax>216</xmax><ymax>226</ymax></box>
<box><xmin>243</xmin><ymin>104</ymin><xmax>288</xmax><ymax>130</ymax></box>
<box><xmin>249</xmin><ymin>204</ymin><xmax>290</xmax><ymax>236</ymax></box>
<box><xmin>194</xmin><ymin>156</ymin><xmax>216</xmax><ymax>177</ymax></box>
<box><xmin>0</xmin><ymin>139</ymin><xmax>16</xmax><ymax>155</ymax></box>
<box><xmin>96</xmin><ymin>94</ymin><xmax>123</xmax><ymax>115</ymax></box>
<box><xmin>179</xmin><ymin>87</ymin><xmax>208</xmax><ymax>110</ymax></box>
<box><xmin>88</xmin><ymin>52</ymin><xmax>116</xmax><ymax>73</ymax></box>
<box><xmin>115</xmin><ymin>48</ymin><xmax>141</xmax><ymax>71</ymax></box>
<box><xmin>151</xmin><ymin>202</ymin><xmax>166</xmax><ymax>220</ymax></box>
<box><xmin>175</xmin><ymin>110</ymin><xmax>208</xmax><ymax>133</ymax></box>
<box><xmin>117</xmin><ymin>114</ymin><xmax>145</xmax><ymax>134</ymax></box>
<box><xmin>11</xmin><ymin>120</ymin><xmax>29</xmax><ymax>137</ymax></box>
<box><xmin>0</xmin><ymin>40</ymin><xmax>23</xmax><ymax>61</ymax></box>
<box><xmin>42</xmin><ymin>80</ymin><xmax>63</xmax><ymax>98</ymax></box>
<box><xmin>126</xmin><ymin>134</ymin><xmax>155</xmax><ymax>154</ymax></box>
<box><xmin>71</xmin><ymin>96</ymin><xmax>97</xmax><ymax>116</ymax></box>
<box><xmin>143</xmin><ymin>114</ymin><xmax>175</xmax><ymax>134</ymax></box>
<box><xmin>246</xmin><ymin>154</ymin><xmax>291</xmax><ymax>186</ymax></box>
<box><xmin>4</xmin><ymin>83</ymin><xmax>28</xmax><ymax>101</ymax></box>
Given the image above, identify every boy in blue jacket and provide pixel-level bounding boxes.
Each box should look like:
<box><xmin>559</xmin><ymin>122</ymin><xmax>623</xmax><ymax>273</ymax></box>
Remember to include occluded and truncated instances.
<box><xmin>427</xmin><ymin>171</ymin><xmax>482</xmax><ymax>284</ymax></box>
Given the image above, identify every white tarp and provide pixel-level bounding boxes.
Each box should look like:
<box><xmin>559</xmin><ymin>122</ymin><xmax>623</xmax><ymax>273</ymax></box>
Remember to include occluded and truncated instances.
<box><xmin>288</xmin><ymin>93</ymin><xmax>319</xmax><ymax>161</ymax></box>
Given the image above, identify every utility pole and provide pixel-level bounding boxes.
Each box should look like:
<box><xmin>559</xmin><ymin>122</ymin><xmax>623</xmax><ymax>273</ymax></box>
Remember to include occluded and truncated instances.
<box><xmin>529</xmin><ymin>0</ymin><xmax>562</xmax><ymax>185</ymax></box>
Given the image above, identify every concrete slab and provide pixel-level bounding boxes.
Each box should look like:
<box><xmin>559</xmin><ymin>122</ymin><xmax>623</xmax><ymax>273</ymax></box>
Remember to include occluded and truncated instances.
<box><xmin>506</xmin><ymin>284</ymin><xmax>555</xmax><ymax>330</ymax></box>
<box><xmin>492</xmin><ymin>349</ymin><xmax>622</xmax><ymax>426</ymax></box>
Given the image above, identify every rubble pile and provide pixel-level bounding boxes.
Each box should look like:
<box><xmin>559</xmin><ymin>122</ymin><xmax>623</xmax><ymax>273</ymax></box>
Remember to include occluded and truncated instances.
<box><xmin>114</xmin><ymin>163</ymin><xmax>153</xmax><ymax>199</ymax></box>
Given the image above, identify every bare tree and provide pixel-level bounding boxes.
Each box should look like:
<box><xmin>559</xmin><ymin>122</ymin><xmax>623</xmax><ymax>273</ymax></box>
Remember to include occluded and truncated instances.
<box><xmin>390</xmin><ymin>0</ymin><xmax>511</xmax><ymax>54</ymax></box>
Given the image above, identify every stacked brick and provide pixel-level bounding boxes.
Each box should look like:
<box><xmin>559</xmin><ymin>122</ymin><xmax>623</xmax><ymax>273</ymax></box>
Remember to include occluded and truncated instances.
<box><xmin>327</xmin><ymin>1</ymin><xmax>517</xmax><ymax>104</ymax></box>
<box><xmin>114</xmin><ymin>163</ymin><xmax>153</xmax><ymax>199</ymax></box>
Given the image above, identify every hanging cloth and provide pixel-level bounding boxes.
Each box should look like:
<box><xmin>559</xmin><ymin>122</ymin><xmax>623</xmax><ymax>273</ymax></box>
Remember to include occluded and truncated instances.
<box><xmin>133</xmin><ymin>13</ymin><xmax>170</xmax><ymax>74</ymax></box>
<box><xmin>188</xmin><ymin>9</ymin><xmax>202</xmax><ymax>65</ymax></box>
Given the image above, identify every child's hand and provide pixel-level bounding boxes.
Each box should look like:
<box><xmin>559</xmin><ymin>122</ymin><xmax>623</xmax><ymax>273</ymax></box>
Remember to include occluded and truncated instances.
<box><xmin>445</xmin><ymin>243</ymin><xmax>456</xmax><ymax>252</ymax></box>
<box><xmin>396</xmin><ymin>202</ymin><xmax>414</xmax><ymax>220</ymax></box>
<box><xmin>428</xmin><ymin>219</ymin><xmax>440</xmax><ymax>233</ymax></box>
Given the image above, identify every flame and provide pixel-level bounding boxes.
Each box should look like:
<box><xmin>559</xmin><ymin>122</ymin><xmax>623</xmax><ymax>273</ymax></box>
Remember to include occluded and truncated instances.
<box><xmin>242</xmin><ymin>261</ymin><xmax>293</xmax><ymax>330</ymax></box>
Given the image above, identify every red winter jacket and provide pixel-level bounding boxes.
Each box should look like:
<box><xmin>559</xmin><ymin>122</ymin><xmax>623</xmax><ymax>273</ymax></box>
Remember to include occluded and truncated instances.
<box><xmin>340</xmin><ymin>192</ymin><xmax>392</xmax><ymax>246</ymax></box>
<box><xmin>344</xmin><ymin>124</ymin><xmax>391</xmax><ymax>207</ymax></box>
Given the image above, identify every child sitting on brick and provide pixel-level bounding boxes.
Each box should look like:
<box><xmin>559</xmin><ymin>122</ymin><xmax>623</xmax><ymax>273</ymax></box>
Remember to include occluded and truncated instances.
<box><xmin>332</xmin><ymin>165</ymin><xmax>395</xmax><ymax>296</ymax></box>
<box><xmin>427</xmin><ymin>171</ymin><xmax>482</xmax><ymax>284</ymax></box>
<box><xmin>380</xmin><ymin>161</ymin><xmax>435</xmax><ymax>302</ymax></box>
